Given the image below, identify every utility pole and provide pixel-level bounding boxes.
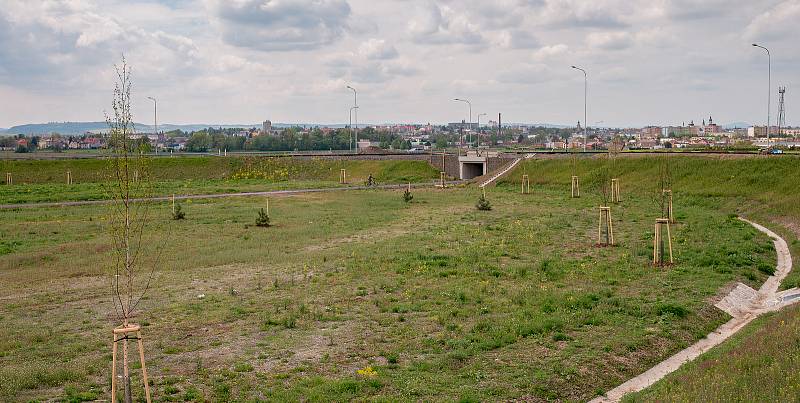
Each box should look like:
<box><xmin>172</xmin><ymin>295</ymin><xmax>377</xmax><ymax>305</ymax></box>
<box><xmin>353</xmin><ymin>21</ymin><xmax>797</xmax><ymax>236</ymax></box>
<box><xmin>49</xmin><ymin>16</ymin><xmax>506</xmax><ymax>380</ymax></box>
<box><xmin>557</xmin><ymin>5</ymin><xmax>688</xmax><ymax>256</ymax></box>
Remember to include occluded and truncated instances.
<box><xmin>347</xmin><ymin>85</ymin><xmax>358</xmax><ymax>151</ymax></box>
<box><xmin>571</xmin><ymin>66</ymin><xmax>588</xmax><ymax>152</ymax></box>
<box><xmin>477</xmin><ymin>113</ymin><xmax>486</xmax><ymax>148</ymax></box>
<box><xmin>752</xmin><ymin>44</ymin><xmax>771</xmax><ymax>145</ymax></box>
<box><xmin>777</xmin><ymin>87</ymin><xmax>786</xmax><ymax>137</ymax></box>
<box><xmin>349</xmin><ymin>106</ymin><xmax>358</xmax><ymax>152</ymax></box>
<box><xmin>146</xmin><ymin>96</ymin><xmax>157</xmax><ymax>153</ymax></box>
<box><xmin>454</xmin><ymin>98</ymin><xmax>472</xmax><ymax>149</ymax></box>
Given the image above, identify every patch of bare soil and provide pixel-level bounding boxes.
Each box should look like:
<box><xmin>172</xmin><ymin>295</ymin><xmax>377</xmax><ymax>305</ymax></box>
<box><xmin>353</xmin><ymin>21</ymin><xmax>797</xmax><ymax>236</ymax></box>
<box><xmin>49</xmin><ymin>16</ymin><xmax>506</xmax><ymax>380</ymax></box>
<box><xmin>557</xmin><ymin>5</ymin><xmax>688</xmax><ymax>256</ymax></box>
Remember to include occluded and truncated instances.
<box><xmin>304</xmin><ymin>226</ymin><xmax>410</xmax><ymax>252</ymax></box>
<box><xmin>773</xmin><ymin>216</ymin><xmax>800</xmax><ymax>240</ymax></box>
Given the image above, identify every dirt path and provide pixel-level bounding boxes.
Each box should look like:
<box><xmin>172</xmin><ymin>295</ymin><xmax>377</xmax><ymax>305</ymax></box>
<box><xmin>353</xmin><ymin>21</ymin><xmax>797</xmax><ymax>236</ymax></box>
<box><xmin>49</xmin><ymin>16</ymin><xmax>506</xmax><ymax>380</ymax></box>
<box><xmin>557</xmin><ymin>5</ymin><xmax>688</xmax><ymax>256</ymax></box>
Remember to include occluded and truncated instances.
<box><xmin>0</xmin><ymin>181</ymin><xmax>465</xmax><ymax>210</ymax></box>
<box><xmin>590</xmin><ymin>217</ymin><xmax>796</xmax><ymax>402</ymax></box>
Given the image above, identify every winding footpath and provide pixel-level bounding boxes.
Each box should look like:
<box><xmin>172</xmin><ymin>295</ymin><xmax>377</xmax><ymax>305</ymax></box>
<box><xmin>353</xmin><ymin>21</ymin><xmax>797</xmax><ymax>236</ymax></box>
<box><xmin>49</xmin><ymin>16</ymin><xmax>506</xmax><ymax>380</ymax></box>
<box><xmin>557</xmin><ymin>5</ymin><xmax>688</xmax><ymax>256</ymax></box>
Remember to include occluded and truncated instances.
<box><xmin>591</xmin><ymin>217</ymin><xmax>797</xmax><ymax>402</ymax></box>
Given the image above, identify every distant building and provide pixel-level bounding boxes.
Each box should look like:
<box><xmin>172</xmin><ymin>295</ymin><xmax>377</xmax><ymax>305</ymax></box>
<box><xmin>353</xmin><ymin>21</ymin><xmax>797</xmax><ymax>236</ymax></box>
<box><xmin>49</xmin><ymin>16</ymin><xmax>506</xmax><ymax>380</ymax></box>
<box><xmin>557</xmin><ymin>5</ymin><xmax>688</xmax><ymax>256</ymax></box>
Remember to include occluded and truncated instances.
<box><xmin>702</xmin><ymin>116</ymin><xmax>721</xmax><ymax>134</ymax></box>
<box><xmin>640</xmin><ymin>126</ymin><xmax>661</xmax><ymax>139</ymax></box>
<box><xmin>262</xmin><ymin>120</ymin><xmax>272</xmax><ymax>134</ymax></box>
<box><xmin>748</xmin><ymin>126</ymin><xmax>771</xmax><ymax>137</ymax></box>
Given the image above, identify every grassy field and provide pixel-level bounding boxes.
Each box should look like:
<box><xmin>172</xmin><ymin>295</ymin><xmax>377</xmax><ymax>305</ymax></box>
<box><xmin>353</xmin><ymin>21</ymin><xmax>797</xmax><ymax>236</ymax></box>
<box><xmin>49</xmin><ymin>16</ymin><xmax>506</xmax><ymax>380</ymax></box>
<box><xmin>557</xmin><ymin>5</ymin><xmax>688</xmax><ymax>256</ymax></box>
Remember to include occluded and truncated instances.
<box><xmin>0</xmin><ymin>157</ymin><xmax>440</xmax><ymax>204</ymax></box>
<box><xmin>501</xmin><ymin>154</ymin><xmax>800</xmax><ymax>400</ymax></box>
<box><xmin>504</xmin><ymin>154</ymin><xmax>800</xmax><ymax>289</ymax></box>
<box><xmin>0</xmin><ymin>154</ymin><xmax>781</xmax><ymax>401</ymax></box>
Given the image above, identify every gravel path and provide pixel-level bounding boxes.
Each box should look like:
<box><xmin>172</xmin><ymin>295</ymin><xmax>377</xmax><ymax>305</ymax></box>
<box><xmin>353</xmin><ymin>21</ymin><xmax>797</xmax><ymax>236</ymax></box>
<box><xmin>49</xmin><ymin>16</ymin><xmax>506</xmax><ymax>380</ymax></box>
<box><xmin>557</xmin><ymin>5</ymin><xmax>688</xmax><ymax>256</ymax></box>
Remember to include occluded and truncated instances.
<box><xmin>590</xmin><ymin>217</ymin><xmax>796</xmax><ymax>402</ymax></box>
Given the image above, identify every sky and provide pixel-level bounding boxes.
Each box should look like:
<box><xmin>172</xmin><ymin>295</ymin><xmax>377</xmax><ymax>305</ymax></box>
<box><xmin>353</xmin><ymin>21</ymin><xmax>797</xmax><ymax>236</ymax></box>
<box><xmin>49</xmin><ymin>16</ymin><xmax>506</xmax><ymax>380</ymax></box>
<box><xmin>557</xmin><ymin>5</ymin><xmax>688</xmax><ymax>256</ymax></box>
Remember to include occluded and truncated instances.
<box><xmin>0</xmin><ymin>0</ymin><xmax>799</xmax><ymax>128</ymax></box>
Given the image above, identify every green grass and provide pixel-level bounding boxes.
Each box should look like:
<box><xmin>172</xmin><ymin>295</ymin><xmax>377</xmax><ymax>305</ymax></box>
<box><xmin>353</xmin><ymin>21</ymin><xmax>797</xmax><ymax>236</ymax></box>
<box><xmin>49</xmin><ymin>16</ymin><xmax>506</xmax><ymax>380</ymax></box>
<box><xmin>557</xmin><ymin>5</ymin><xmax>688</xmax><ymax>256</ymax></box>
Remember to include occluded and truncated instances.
<box><xmin>0</xmin><ymin>157</ymin><xmax>779</xmax><ymax>401</ymax></box>
<box><xmin>501</xmin><ymin>154</ymin><xmax>800</xmax><ymax>400</ymax></box>
<box><xmin>0</xmin><ymin>157</ymin><xmax>439</xmax><ymax>204</ymax></box>
<box><xmin>502</xmin><ymin>154</ymin><xmax>800</xmax><ymax>288</ymax></box>
<box><xmin>624</xmin><ymin>303</ymin><xmax>800</xmax><ymax>402</ymax></box>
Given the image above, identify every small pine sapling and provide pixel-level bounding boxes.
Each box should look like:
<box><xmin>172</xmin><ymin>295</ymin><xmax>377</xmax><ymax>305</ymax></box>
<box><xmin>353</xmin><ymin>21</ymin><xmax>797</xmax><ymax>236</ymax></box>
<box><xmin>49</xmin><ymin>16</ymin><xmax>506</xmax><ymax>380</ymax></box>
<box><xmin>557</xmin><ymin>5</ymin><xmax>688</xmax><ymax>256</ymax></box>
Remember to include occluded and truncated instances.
<box><xmin>476</xmin><ymin>190</ymin><xmax>492</xmax><ymax>211</ymax></box>
<box><xmin>255</xmin><ymin>208</ymin><xmax>271</xmax><ymax>227</ymax></box>
<box><xmin>172</xmin><ymin>203</ymin><xmax>186</xmax><ymax>220</ymax></box>
<box><xmin>403</xmin><ymin>185</ymin><xmax>413</xmax><ymax>203</ymax></box>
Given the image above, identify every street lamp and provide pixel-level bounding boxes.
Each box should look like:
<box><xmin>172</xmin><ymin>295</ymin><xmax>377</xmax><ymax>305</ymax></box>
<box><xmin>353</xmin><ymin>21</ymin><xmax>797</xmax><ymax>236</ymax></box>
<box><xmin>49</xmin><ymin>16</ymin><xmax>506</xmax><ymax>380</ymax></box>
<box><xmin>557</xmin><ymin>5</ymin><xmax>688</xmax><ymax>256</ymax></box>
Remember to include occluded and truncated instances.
<box><xmin>453</xmin><ymin>98</ymin><xmax>472</xmax><ymax>149</ymax></box>
<box><xmin>752</xmin><ymin>43</ymin><xmax>771</xmax><ymax>145</ymax></box>
<box><xmin>347</xmin><ymin>85</ymin><xmax>358</xmax><ymax>150</ymax></box>
<box><xmin>146</xmin><ymin>96</ymin><xmax>157</xmax><ymax>153</ymax></box>
<box><xmin>571</xmin><ymin>65</ymin><xmax>588</xmax><ymax>152</ymax></box>
<box><xmin>477</xmin><ymin>113</ymin><xmax>487</xmax><ymax>148</ymax></box>
<box><xmin>349</xmin><ymin>106</ymin><xmax>359</xmax><ymax>152</ymax></box>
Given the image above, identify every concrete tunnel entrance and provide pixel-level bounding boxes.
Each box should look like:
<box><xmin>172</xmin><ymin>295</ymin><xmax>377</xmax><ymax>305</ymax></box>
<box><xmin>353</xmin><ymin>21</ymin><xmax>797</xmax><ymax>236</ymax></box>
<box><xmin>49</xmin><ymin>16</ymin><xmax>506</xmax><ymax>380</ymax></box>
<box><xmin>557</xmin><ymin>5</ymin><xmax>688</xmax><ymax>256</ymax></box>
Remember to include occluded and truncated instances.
<box><xmin>458</xmin><ymin>152</ymin><xmax>488</xmax><ymax>179</ymax></box>
<box><xmin>460</xmin><ymin>162</ymin><xmax>485</xmax><ymax>179</ymax></box>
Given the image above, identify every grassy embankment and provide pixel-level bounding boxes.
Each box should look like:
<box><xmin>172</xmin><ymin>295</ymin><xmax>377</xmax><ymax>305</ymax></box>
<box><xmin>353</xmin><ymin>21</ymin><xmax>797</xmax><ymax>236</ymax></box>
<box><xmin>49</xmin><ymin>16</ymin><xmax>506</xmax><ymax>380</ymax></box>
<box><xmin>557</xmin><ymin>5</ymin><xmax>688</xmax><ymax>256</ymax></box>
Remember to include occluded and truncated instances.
<box><xmin>0</xmin><ymin>156</ymin><xmax>440</xmax><ymax>204</ymax></box>
<box><xmin>0</xmin><ymin>155</ymin><xmax>783</xmax><ymax>401</ymax></box>
<box><xmin>501</xmin><ymin>154</ymin><xmax>800</xmax><ymax>400</ymax></box>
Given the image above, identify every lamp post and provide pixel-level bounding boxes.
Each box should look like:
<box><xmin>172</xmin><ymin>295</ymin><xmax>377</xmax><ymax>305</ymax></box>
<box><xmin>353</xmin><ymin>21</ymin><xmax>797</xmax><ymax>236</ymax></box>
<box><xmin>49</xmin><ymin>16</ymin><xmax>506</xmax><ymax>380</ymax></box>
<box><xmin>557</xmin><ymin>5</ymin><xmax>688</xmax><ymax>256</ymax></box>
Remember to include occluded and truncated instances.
<box><xmin>453</xmin><ymin>98</ymin><xmax>472</xmax><ymax>149</ymax></box>
<box><xmin>146</xmin><ymin>96</ymin><xmax>157</xmax><ymax>154</ymax></box>
<box><xmin>347</xmin><ymin>85</ymin><xmax>358</xmax><ymax>150</ymax></box>
<box><xmin>752</xmin><ymin>43</ymin><xmax>771</xmax><ymax>146</ymax></box>
<box><xmin>477</xmin><ymin>113</ymin><xmax>487</xmax><ymax>148</ymax></box>
<box><xmin>349</xmin><ymin>106</ymin><xmax>359</xmax><ymax>152</ymax></box>
<box><xmin>571</xmin><ymin>65</ymin><xmax>588</xmax><ymax>152</ymax></box>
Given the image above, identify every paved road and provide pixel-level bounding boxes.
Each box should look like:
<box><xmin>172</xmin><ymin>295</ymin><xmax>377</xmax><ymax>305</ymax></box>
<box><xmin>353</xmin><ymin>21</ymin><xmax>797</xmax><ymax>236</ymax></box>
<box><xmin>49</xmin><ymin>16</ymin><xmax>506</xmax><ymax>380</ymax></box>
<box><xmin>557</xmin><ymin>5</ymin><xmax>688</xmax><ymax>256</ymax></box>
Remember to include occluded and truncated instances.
<box><xmin>0</xmin><ymin>181</ymin><xmax>465</xmax><ymax>210</ymax></box>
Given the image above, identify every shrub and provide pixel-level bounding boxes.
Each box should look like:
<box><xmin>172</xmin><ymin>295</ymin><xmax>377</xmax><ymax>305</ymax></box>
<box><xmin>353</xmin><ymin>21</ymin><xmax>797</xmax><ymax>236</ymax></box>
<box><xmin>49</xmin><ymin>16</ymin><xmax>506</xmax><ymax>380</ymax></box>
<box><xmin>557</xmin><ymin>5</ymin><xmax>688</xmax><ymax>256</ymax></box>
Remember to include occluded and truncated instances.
<box><xmin>476</xmin><ymin>193</ymin><xmax>492</xmax><ymax>211</ymax></box>
<box><xmin>172</xmin><ymin>203</ymin><xmax>186</xmax><ymax>220</ymax></box>
<box><xmin>403</xmin><ymin>188</ymin><xmax>413</xmax><ymax>203</ymax></box>
<box><xmin>255</xmin><ymin>208</ymin><xmax>270</xmax><ymax>227</ymax></box>
<box><xmin>656</xmin><ymin>303</ymin><xmax>690</xmax><ymax>318</ymax></box>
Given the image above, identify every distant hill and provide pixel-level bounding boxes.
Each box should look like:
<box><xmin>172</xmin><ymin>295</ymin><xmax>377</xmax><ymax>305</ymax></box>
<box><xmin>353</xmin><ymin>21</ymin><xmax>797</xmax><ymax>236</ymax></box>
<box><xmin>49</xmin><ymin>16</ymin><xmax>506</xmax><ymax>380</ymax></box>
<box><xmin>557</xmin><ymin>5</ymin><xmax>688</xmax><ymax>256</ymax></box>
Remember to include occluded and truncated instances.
<box><xmin>2</xmin><ymin>122</ymin><xmax>266</xmax><ymax>135</ymax></box>
<box><xmin>0</xmin><ymin>121</ymin><xmax>366</xmax><ymax>135</ymax></box>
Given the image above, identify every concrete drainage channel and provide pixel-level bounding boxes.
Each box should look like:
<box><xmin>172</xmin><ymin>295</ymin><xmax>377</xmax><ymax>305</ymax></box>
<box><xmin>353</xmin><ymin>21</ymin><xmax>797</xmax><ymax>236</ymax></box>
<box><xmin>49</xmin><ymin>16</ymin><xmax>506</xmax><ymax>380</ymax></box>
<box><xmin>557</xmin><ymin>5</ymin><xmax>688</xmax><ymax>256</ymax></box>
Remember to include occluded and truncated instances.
<box><xmin>591</xmin><ymin>217</ymin><xmax>796</xmax><ymax>402</ymax></box>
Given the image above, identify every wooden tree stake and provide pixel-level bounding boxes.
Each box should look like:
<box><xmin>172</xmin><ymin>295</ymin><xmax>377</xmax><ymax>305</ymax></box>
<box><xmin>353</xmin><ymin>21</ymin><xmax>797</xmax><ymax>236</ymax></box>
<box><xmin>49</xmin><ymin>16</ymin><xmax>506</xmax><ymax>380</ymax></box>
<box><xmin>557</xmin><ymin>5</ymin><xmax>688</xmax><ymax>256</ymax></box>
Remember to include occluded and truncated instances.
<box><xmin>571</xmin><ymin>176</ymin><xmax>580</xmax><ymax>198</ymax></box>
<box><xmin>521</xmin><ymin>174</ymin><xmax>531</xmax><ymax>194</ymax></box>
<box><xmin>5</xmin><ymin>172</ymin><xmax>11</xmax><ymax>185</ymax></box>
<box><xmin>266</xmin><ymin>198</ymin><xmax>270</xmax><ymax>216</ymax></box>
<box><xmin>339</xmin><ymin>169</ymin><xmax>347</xmax><ymax>184</ymax></box>
<box><xmin>66</xmin><ymin>171</ymin><xmax>72</xmax><ymax>185</ymax></box>
<box><xmin>171</xmin><ymin>194</ymin><xmax>176</xmax><ymax>214</ymax></box>
<box><xmin>439</xmin><ymin>172</ymin><xmax>446</xmax><ymax>188</ymax></box>
<box><xmin>662</xmin><ymin>189</ymin><xmax>674</xmax><ymax>223</ymax></box>
<box><xmin>597</xmin><ymin>206</ymin><xmax>614</xmax><ymax>246</ymax></box>
<box><xmin>111</xmin><ymin>323</ymin><xmax>152</xmax><ymax>403</ymax></box>
<box><xmin>653</xmin><ymin>218</ymin><xmax>674</xmax><ymax>265</ymax></box>
<box><xmin>611</xmin><ymin>178</ymin><xmax>620</xmax><ymax>203</ymax></box>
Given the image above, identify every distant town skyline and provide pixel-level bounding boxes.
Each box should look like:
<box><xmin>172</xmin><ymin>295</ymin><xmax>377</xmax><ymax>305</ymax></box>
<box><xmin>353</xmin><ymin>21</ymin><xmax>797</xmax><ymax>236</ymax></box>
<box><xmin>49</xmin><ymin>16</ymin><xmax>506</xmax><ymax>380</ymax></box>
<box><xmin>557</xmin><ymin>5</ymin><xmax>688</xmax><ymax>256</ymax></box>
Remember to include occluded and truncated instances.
<box><xmin>1</xmin><ymin>0</ymin><xmax>798</xmax><ymax>128</ymax></box>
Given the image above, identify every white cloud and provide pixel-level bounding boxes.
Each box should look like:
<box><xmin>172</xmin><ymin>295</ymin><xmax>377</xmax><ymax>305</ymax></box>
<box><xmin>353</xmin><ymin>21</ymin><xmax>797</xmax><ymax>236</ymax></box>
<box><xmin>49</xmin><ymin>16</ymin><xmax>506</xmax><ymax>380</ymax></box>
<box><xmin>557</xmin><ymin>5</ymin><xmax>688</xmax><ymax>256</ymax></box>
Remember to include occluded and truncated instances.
<box><xmin>585</xmin><ymin>31</ymin><xmax>633</xmax><ymax>50</ymax></box>
<box><xmin>358</xmin><ymin>39</ymin><xmax>398</xmax><ymax>60</ymax></box>
<box><xmin>209</xmin><ymin>0</ymin><xmax>352</xmax><ymax>51</ymax></box>
<box><xmin>744</xmin><ymin>0</ymin><xmax>800</xmax><ymax>41</ymax></box>
<box><xmin>408</xmin><ymin>2</ymin><xmax>485</xmax><ymax>46</ymax></box>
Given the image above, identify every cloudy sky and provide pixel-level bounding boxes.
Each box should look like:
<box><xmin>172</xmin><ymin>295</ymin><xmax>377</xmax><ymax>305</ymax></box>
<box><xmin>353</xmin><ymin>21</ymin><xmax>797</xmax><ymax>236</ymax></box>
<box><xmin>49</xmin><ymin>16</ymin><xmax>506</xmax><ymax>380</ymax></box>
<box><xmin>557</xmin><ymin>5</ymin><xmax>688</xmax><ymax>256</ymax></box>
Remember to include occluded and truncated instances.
<box><xmin>0</xmin><ymin>0</ymin><xmax>798</xmax><ymax>128</ymax></box>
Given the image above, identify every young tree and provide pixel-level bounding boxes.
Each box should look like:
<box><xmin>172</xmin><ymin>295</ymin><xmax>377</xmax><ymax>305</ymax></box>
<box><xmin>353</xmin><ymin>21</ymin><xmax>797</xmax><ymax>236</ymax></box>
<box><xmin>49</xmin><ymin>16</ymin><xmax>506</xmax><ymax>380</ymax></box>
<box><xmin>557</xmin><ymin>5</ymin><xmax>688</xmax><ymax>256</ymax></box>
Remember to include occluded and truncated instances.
<box><xmin>105</xmin><ymin>57</ymin><xmax>163</xmax><ymax>403</ymax></box>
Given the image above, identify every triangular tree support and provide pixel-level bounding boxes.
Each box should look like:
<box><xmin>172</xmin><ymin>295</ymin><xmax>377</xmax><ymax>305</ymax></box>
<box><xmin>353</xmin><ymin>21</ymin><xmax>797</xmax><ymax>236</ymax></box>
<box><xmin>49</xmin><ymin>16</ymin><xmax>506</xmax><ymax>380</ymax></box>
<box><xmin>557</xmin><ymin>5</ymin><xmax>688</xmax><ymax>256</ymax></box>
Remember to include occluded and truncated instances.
<box><xmin>339</xmin><ymin>169</ymin><xmax>347</xmax><ymax>184</ymax></box>
<box><xmin>571</xmin><ymin>176</ymin><xmax>580</xmax><ymax>198</ymax></box>
<box><xmin>611</xmin><ymin>178</ymin><xmax>620</xmax><ymax>203</ymax></box>
<box><xmin>662</xmin><ymin>189</ymin><xmax>674</xmax><ymax>223</ymax></box>
<box><xmin>597</xmin><ymin>206</ymin><xmax>614</xmax><ymax>246</ymax></box>
<box><xmin>521</xmin><ymin>174</ymin><xmax>531</xmax><ymax>194</ymax></box>
<box><xmin>111</xmin><ymin>323</ymin><xmax>152</xmax><ymax>403</ymax></box>
<box><xmin>653</xmin><ymin>218</ymin><xmax>674</xmax><ymax>265</ymax></box>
